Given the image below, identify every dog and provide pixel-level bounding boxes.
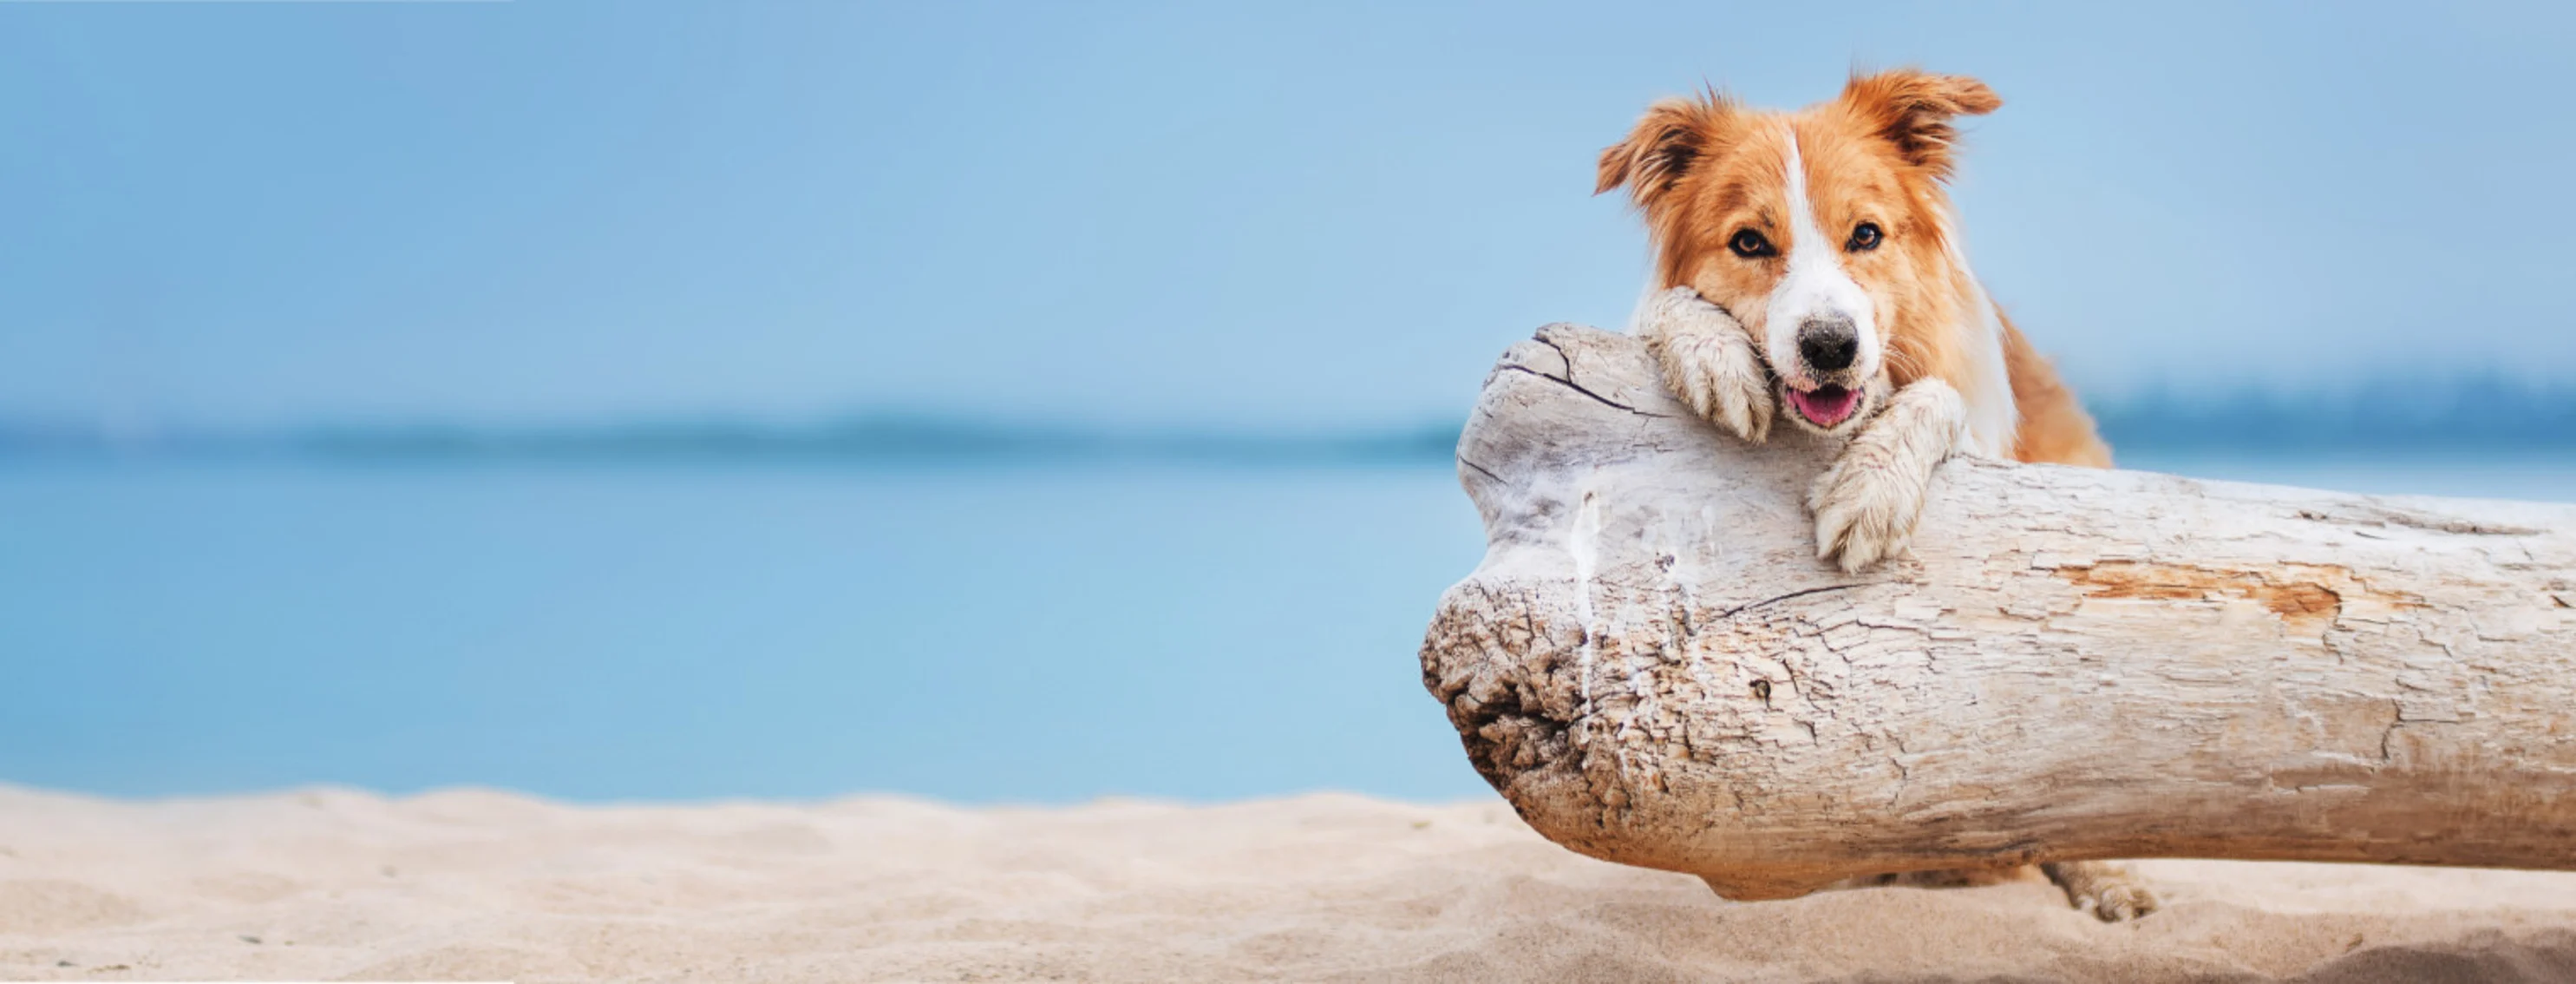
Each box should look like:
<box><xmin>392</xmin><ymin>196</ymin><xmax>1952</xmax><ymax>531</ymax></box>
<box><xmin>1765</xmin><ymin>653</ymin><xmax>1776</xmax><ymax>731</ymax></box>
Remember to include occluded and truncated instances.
<box><xmin>1597</xmin><ymin>69</ymin><xmax>2153</xmax><ymax>921</ymax></box>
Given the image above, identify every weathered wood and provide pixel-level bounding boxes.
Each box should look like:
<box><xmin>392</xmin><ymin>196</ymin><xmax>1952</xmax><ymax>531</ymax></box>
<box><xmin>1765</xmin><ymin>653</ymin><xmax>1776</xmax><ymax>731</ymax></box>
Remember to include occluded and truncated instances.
<box><xmin>1421</xmin><ymin>324</ymin><xmax>2576</xmax><ymax>901</ymax></box>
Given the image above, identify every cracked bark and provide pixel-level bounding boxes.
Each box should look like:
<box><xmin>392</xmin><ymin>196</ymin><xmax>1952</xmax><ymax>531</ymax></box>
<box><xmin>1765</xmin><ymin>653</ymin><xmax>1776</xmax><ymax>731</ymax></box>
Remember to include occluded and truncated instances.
<box><xmin>1421</xmin><ymin>324</ymin><xmax>2576</xmax><ymax>901</ymax></box>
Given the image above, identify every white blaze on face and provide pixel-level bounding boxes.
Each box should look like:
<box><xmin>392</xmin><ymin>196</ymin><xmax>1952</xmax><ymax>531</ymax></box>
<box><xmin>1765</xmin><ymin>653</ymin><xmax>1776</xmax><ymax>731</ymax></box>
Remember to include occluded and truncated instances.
<box><xmin>1765</xmin><ymin>128</ymin><xmax>1880</xmax><ymax>388</ymax></box>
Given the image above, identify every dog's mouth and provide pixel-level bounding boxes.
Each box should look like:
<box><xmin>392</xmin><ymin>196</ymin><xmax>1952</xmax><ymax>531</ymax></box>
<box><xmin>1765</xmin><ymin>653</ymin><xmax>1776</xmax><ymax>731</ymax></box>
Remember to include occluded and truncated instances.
<box><xmin>1784</xmin><ymin>383</ymin><xmax>1864</xmax><ymax>429</ymax></box>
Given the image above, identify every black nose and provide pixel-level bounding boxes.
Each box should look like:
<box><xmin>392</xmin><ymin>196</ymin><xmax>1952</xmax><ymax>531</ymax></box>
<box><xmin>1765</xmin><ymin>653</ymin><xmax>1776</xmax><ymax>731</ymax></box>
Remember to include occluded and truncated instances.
<box><xmin>1797</xmin><ymin>318</ymin><xmax>1859</xmax><ymax>372</ymax></box>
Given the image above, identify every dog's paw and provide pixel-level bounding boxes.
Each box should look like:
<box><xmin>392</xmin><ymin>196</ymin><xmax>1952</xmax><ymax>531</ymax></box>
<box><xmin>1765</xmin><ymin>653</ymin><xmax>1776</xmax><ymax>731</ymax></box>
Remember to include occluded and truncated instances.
<box><xmin>1806</xmin><ymin>380</ymin><xmax>1966</xmax><ymax>573</ymax></box>
<box><xmin>2043</xmin><ymin>862</ymin><xmax>2161</xmax><ymax>923</ymax></box>
<box><xmin>2083</xmin><ymin>880</ymin><xmax>2161</xmax><ymax>922</ymax></box>
<box><xmin>1808</xmin><ymin>435</ymin><xmax>1932</xmax><ymax>572</ymax></box>
<box><xmin>1639</xmin><ymin>286</ymin><xmax>1771</xmax><ymax>444</ymax></box>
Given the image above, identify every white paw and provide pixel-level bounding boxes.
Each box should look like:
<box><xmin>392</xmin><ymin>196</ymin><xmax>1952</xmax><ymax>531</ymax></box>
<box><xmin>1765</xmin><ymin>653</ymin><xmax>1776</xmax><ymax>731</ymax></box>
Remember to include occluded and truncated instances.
<box><xmin>1808</xmin><ymin>437</ymin><xmax>1932</xmax><ymax>573</ymax></box>
<box><xmin>2043</xmin><ymin>862</ymin><xmax>2161</xmax><ymax>922</ymax></box>
<box><xmin>1640</xmin><ymin>286</ymin><xmax>1771</xmax><ymax>444</ymax></box>
<box><xmin>2079</xmin><ymin>880</ymin><xmax>2161</xmax><ymax>922</ymax></box>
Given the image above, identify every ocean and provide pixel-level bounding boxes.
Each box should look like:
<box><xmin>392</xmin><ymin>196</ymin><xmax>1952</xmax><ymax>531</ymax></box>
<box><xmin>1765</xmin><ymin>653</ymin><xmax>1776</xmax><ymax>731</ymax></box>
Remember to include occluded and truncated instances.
<box><xmin>6</xmin><ymin>449</ymin><xmax>2573</xmax><ymax>803</ymax></box>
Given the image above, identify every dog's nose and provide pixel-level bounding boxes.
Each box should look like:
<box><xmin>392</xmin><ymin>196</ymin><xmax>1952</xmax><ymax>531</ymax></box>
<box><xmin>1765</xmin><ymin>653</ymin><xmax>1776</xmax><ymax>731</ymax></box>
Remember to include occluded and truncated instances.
<box><xmin>1797</xmin><ymin>318</ymin><xmax>1859</xmax><ymax>373</ymax></box>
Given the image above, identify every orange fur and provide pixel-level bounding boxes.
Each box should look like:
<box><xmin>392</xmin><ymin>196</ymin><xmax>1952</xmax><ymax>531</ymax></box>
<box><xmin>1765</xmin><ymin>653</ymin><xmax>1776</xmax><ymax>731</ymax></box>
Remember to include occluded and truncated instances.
<box><xmin>2001</xmin><ymin>315</ymin><xmax>2111</xmax><ymax>467</ymax></box>
<box><xmin>1598</xmin><ymin>69</ymin><xmax>2109</xmax><ymax>468</ymax></box>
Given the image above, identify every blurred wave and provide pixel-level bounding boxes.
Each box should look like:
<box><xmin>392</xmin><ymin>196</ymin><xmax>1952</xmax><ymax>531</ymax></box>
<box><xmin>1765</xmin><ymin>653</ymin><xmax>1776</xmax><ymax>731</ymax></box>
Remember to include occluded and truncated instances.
<box><xmin>2092</xmin><ymin>375</ymin><xmax>2576</xmax><ymax>452</ymax></box>
<box><xmin>10</xmin><ymin>375</ymin><xmax>2576</xmax><ymax>468</ymax></box>
<box><xmin>0</xmin><ymin>414</ymin><xmax>1466</xmax><ymax>468</ymax></box>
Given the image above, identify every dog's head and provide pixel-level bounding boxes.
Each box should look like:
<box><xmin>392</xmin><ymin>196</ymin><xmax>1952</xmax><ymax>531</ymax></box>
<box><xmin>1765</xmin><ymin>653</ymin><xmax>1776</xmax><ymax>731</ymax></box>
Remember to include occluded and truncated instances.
<box><xmin>1598</xmin><ymin>69</ymin><xmax>1997</xmax><ymax>436</ymax></box>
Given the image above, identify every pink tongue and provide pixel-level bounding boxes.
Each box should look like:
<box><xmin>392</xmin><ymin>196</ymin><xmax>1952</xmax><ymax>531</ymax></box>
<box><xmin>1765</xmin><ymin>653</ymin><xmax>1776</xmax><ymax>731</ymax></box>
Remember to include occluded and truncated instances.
<box><xmin>1789</xmin><ymin>385</ymin><xmax>1860</xmax><ymax>425</ymax></box>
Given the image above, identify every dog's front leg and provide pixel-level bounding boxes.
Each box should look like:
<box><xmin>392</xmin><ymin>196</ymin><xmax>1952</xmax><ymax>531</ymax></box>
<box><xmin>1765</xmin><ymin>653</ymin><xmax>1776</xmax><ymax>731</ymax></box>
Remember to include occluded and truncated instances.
<box><xmin>1809</xmin><ymin>378</ymin><xmax>1970</xmax><ymax>573</ymax></box>
<box><xmin>1637</xmin><ymin>285</ymin><xmax>1772</xmax><ymax>444</ymax></box>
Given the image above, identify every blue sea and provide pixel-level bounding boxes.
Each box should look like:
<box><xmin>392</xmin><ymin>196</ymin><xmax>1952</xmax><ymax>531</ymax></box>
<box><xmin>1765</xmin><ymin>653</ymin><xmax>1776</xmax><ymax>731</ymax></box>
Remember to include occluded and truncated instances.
<box><xmin>6</xmin><ymin>449</ymin><xmax>2575</xmax><ymax>804</ymax></box>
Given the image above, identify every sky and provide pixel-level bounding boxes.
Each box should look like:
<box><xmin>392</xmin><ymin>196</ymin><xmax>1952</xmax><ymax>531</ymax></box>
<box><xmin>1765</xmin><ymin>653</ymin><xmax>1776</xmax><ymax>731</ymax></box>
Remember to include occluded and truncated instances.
<box><xmin>1</xmin><ymin>1</ymin><xmax>2572</xmax><ymax>432</ymax></box>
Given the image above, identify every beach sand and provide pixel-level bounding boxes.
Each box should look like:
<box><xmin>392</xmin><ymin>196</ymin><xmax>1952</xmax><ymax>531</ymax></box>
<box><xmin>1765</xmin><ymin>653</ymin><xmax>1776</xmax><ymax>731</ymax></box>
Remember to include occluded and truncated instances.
<box><xmin>3</xmin><ymin>784</ymin><xmax>2573</xmax><ymax>982</ymax></box>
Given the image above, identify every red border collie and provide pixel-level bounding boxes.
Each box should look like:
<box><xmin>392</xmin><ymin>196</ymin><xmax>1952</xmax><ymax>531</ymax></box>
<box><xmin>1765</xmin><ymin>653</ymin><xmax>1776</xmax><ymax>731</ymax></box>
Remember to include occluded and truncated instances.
<box><xmin>1600</xmin><ymin>69</ymin><xmax>2110</xmax><ymax>574</ymax></box>
<box><xmin>1599</xmin><ymin>69</ymin><xmax>2152</xmax><ymax>922</ymax></box>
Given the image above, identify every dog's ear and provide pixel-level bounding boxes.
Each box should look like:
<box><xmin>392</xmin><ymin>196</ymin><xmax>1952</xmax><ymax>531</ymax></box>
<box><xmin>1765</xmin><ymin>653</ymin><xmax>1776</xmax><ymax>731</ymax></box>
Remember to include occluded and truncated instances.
<box><xmin>1838</xmin><ymin>69</ymin><xmax>2000</xmax><ymax>180</ymax></box>
<box><xmin>1596</xmin><ymin>93</ymin><xmax>1736</xmax><ymax>211</ymax></box>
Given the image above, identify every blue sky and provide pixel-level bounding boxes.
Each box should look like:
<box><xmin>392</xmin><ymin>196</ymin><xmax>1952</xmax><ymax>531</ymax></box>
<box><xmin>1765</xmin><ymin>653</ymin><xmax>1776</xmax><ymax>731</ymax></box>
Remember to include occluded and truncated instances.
<box><xmin>1</xmin><ymin>1</ymin><xmax>2571</xmax><ymax>431</ymax></box>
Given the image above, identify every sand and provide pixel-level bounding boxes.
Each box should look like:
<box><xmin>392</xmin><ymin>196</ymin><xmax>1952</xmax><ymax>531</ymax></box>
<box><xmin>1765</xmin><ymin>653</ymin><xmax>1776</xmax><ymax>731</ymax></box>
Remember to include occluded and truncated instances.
<box><xmin>3</xmin><ymin>785</ymin><xmax>2574</xmax><ymax>982</ymax></box>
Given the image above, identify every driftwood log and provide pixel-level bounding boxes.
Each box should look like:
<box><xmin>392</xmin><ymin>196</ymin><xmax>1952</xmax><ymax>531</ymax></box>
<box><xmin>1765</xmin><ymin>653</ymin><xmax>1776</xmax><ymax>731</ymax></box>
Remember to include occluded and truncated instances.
<box><xmin>1421</xmin><ymin>324</ymin><xmax>2576</xmax><ymax>901</ymax></box>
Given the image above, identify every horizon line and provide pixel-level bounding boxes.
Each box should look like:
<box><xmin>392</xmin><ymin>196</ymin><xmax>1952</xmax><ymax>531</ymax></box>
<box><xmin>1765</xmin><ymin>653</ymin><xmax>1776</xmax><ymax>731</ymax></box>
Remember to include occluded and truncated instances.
<box><xmin>10</xmin><ymin>383</ymin><xmax>2576</xmax><ymax>462</ymax></box>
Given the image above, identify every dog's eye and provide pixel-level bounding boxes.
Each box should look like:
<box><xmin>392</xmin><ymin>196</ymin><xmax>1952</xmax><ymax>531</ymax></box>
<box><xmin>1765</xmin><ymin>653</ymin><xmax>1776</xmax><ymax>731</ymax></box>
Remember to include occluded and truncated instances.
<box><xmin>1728</xmin><ymin>229</ymin><xmax>1775</xmax><ymax>259</ymax></box>
<box><xmin>1847</xmin><ymin>222</ymin><xmax>1883</xmax><ymax>252</ymax></box>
